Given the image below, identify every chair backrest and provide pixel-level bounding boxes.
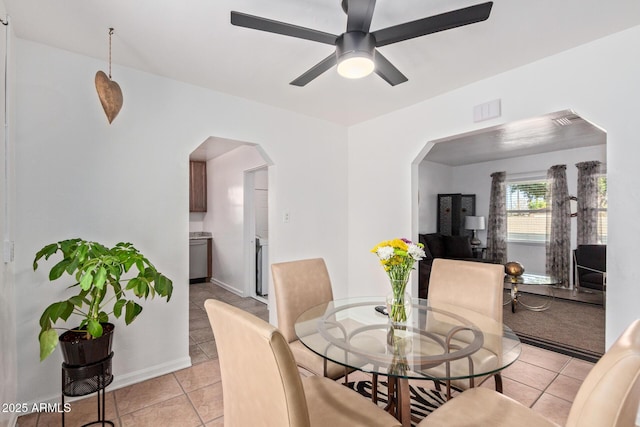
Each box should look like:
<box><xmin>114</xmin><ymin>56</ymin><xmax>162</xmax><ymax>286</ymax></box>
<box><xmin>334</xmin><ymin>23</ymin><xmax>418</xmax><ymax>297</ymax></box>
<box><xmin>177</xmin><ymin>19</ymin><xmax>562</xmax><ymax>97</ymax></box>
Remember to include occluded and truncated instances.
<box><xmin>204</xmin><ymin>299</ymin><xmax>311</xmax><ymax>427</ymax></box>
<box><xmin>575</xmin><ymin>244</ymin><xmax>606</xmax><ymax>272</ymax></box>
<box><xmin>428</xmin><ymin>258</ymin><xmax>505</xmax><ymax>323</ymax></box>
<box><xmin>566</xmin><ymin>319</ymin><xmax>640</xmax><ymax>427</ymax></box>
<box><xmin>271</xmin><ymin>258</ymin><xmax>334</xmax><ymax>343</ymax></box>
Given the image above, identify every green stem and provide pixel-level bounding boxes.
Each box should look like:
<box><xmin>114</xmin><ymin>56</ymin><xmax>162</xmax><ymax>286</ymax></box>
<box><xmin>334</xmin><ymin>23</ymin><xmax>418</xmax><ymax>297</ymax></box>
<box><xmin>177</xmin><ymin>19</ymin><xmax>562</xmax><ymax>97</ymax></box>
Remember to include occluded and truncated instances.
<box><xmin>389</xmin><ymin>277</ymin><xmax>409</xmax><ymax>323</ymax></box>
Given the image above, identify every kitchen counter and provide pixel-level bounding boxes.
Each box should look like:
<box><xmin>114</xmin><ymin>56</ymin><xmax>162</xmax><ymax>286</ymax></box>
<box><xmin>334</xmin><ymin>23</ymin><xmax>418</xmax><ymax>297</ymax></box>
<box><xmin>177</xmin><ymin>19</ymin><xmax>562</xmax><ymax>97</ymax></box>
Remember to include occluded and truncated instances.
<box><xmin>189</xmin><ymin>231</ymin><xmax>212</xmax><ymax>240</ymax></box>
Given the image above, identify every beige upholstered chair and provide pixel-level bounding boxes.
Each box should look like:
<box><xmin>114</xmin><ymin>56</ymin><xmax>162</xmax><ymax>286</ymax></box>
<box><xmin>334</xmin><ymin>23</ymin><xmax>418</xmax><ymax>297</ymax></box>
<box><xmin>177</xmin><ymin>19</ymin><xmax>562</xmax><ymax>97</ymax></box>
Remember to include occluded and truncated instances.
<box><xmin>427</xmin><ymin>258</ymin><xmax>506</xmax><ymax>393</ymax></box>
<box><xmin>419</xmin><ymin>319</ymin><xmax>640</xmax><ymax>427</ymax></box>
<box><xmin>204</xmin><ymin>299</ymin><xmax>402</xmax><ymax>427</ymax></box>
<box><xmin>271</xmin><ymin>258</ymin><xmax>347</xmax><ymax>380</ymax></box>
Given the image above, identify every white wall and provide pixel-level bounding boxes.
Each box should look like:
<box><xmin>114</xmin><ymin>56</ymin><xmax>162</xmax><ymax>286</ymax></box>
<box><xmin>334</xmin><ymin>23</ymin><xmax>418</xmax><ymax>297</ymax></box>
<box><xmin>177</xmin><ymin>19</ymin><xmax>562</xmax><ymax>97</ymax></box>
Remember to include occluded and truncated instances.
<box><xmin>0</xmin><ymin>2</ymin><xmax>17</xmax><ymax>426</ymax></box>
<box><xmin>348</xmin><ymin>26</ymin><xmax>640</xmax><ymax>350</ymax></box>
<box><xmin>13</xmin><ymin>39</ymin><xmax>348</xmax><ymax>406</ymax></box>
<box><xmin>8</xmin><ymin>13</ymin><xmax>639</xmax><ymax>423</ymax></box>
<box><xmin>418</xmin><ymin>145</ymin><xmax>606</xmax><ymax>276</ymax></box>
<box><xmin>254</xmin><ymin>168</ymin><xmax>269</xmax><ymax>239</ymax></box>
<box><xmin>417</xmin><ymin>160</ymin><xmax>454</xmax><ymax>234</ymax></box>
<box><xmin>204</xmin><ymin>145</ymin><xmax>266</xmax><ymax>294</ymax></box>
<box><xmin>189</xmin><ymin>212</ymin><xmax>206</xmax><ymax>232</ymax></box>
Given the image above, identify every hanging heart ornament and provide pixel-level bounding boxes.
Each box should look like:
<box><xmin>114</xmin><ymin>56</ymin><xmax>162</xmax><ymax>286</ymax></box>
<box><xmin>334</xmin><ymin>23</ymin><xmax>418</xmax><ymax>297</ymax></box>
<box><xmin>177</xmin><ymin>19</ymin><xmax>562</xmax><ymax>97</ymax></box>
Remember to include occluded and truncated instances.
<box><xmin>95</xmin><ymin>70</ymin><xmax>123</xmax><ymax>124</ymax></box>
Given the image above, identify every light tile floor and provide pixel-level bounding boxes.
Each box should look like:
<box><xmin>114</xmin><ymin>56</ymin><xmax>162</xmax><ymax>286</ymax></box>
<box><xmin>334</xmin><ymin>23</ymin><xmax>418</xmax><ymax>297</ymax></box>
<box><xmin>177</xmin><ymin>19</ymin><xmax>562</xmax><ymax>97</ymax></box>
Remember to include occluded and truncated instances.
<box><xmin>18</xmin><ymin>282</ymin><xmax>593</xmax><ymax>426</ymax></box>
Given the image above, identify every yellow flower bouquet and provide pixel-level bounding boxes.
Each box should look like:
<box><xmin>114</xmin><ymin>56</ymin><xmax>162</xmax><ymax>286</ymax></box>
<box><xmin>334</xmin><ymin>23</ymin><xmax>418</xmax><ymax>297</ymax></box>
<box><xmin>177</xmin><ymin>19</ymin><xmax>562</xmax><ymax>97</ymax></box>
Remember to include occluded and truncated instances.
<box><xmin>371</xmin><ymin>238</ymin><xmax>425</xmax><ymax>323</ymax></box>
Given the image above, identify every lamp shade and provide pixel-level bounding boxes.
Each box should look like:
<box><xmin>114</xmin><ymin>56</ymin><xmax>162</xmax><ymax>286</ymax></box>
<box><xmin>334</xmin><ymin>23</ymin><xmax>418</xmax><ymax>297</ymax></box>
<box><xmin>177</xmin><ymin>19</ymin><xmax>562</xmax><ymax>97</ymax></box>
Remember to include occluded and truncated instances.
<box><xmin>337</xmin><ymin>54</ymin><xmax>374</xmax><ymax>79</ymax></box>
<box><xmin>464</xmin><ymin>216</ymin><xmax>485</xmax><ymax>230</ymax></box>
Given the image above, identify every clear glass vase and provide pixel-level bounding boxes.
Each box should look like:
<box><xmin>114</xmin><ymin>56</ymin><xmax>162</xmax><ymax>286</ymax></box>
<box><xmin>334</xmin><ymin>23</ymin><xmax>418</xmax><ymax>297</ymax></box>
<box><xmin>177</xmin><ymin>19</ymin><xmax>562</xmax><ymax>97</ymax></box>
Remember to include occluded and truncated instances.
<box><xmin>386</xmin><ymin>278</ymin><xmax>412</xmax><ymax>324</ymax></box>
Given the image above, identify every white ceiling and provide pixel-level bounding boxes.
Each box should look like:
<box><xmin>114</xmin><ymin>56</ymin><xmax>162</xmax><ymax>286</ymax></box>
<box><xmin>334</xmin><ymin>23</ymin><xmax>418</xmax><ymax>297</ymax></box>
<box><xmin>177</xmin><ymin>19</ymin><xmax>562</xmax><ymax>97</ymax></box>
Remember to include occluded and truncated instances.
<box><xmin>426</xmin><ymin>110</ymin><xmax>607</xmax><ymax>166</ymax></box>
<box><xmin>189</xmin><ymin>137</ymin><xmax>245</xmax><ymax>162</ymax></box>
<box><xmin>5</xmin><ymin>0</ymin><xmax>640</xmax><ymax>126</ymax></box>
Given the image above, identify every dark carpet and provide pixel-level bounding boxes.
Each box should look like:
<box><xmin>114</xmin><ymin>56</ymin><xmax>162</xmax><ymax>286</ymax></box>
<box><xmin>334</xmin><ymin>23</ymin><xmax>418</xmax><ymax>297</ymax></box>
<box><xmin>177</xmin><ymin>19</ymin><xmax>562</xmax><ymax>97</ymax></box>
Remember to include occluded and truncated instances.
<box><xmin>346</xmin><ymin>380</ymin><xmax>449</xmax><ymax>426</ymax></box>
<box><xmin>503</xmin><ymin>291</ymin><xmax>605</xmax><ymax>362</ymax></box>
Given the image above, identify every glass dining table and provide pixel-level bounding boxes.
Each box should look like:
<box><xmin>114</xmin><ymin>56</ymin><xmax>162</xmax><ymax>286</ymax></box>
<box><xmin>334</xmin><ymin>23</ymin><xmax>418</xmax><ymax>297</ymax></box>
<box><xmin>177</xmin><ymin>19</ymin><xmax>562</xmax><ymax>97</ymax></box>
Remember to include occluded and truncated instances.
<box><xmin>295</xmin><ymin>297</ymin><xmax>521</xmax><ymax>427</ymax></box>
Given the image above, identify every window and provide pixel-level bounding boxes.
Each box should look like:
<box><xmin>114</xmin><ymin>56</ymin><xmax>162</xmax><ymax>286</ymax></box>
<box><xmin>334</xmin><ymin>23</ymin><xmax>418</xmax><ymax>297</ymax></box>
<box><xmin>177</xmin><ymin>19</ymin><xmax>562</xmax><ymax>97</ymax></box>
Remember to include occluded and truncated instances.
<box><xmin>596</xmin><ymin>175</ymin><xmax>608</xmax><ymax>243</ymax></box>
<box><xmin>506</xmin><ymin>175</ymin><xmax>608</xmax><ymax>244</ymax></box>
<box><xmin>506</xmin><ymin>179</ymin><xmax>549</xmax><ymax>243</ymax></box>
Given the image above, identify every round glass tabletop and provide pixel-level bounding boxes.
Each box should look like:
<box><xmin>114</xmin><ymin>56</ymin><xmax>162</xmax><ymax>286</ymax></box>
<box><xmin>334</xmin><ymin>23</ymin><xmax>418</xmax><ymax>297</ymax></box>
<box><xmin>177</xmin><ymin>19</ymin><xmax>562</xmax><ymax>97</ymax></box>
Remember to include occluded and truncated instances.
<box><xmin>295</xmin><ymin>297</ymin><xmax>521</xmax><ymax>381</ymax></box>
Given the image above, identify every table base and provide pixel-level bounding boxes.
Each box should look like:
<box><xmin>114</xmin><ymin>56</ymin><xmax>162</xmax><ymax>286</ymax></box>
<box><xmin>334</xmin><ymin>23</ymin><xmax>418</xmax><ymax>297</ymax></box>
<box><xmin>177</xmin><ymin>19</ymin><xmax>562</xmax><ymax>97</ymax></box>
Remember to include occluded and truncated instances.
<box><xmin>504</xmin><ymin>283</ymin><xmax>554</xmax><ymax>313</ymax></box>
<box><xmin>386</xmin><ymin>377</ymin><xmax>419</xmax><ymax>427</ymax></box>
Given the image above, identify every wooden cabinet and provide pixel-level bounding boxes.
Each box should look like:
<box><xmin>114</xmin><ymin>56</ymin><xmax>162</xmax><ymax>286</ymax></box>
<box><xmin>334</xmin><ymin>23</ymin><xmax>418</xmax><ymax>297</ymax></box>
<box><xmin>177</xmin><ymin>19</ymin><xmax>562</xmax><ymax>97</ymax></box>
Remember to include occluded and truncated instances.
<box><xmin>189</xmin><ymin>161</ymin><xmax>207</xmax><ymax>212</ymax></box>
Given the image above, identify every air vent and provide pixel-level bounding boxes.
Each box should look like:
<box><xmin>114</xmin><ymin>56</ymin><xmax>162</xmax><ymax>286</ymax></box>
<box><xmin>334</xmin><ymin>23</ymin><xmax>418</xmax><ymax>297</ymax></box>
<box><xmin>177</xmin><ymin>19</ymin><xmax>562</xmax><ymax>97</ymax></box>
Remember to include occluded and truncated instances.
<box><xmin>552</xmin><ymin>112</ymin><xmax>581</xmax><ymax>126</ymax></box>
<box><xmin>554</xmin><ymin>117</ymin><xmax>573</xmax><ymax>126</ymax></box>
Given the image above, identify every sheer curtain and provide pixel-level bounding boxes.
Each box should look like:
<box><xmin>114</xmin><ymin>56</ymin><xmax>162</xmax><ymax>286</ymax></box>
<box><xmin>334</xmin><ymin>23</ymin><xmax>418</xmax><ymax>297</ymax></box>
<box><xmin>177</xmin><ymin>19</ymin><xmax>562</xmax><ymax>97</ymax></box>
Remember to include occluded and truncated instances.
<box><xmin>576</xmin><ymin>161</ymin><xmax>602</xmax><ymax>244</ymax></box>
<box><xmin>545</xmin><ymin>165</ymin><xmax>570</xmax><ymax>286</ymax></box>
<box><xmin>486</xmin><ymin>171</ymin><xmax>507</xmax><ymax>264</ymax></box>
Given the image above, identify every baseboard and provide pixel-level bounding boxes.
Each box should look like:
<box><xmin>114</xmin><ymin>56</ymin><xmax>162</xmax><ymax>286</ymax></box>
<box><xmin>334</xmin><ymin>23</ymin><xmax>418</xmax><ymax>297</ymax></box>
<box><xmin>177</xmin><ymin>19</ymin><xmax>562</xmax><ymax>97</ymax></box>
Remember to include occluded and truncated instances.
<box><xmin>210</xmin><ymin>278</ymin><xmax>245</xmax><ymax>297</ymax></box>
<box><xmin>516</xmin><ymin>332</ymin><xmax>601</xmax><ymax>363</ymax></box>
<box><xmin>17</xmin><ymin>356</ymin><xmax>192</xmax><ymax>414</ymax></box>
<box><xmin>108</xmin><ymin>356</ymin><xmax>192</xmax><ymax>391</ymax></box>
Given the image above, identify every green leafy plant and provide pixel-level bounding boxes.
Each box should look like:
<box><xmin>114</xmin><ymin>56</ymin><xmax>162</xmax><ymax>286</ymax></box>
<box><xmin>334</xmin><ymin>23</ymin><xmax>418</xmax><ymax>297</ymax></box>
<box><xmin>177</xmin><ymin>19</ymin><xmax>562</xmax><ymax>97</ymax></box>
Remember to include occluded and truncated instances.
<box><xmin>33</xmin><ymin>238</ymin><xmax>173</xmax><ymax>361</ymax></box>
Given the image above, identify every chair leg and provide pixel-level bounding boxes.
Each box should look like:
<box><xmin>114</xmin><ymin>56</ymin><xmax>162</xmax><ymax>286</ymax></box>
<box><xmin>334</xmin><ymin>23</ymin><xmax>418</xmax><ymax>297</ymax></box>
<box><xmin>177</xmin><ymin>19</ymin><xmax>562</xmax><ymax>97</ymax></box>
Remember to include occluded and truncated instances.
<box><xmin>573</xmin><ymin>251</ymin><xmax>589</xmax><ymax>295</ymax></box>
<box><xmin>494</xmin><ymin>373</ymin><xmax>503</xmax><ymax>393</ymax></box>
<box><xmin>372</xmin><ymin>373</ymin><xmax>378</xmax><ymax>403</ymax></box>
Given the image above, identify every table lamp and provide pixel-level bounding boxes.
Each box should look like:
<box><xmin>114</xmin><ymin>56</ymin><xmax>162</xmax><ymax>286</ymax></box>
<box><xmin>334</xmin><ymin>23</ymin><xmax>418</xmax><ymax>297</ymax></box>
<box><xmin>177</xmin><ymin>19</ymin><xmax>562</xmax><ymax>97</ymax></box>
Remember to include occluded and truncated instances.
<box><xmin>465</xmin><ymin>216</ymin><xmax>485</xmax><ymax>247</ymax></box>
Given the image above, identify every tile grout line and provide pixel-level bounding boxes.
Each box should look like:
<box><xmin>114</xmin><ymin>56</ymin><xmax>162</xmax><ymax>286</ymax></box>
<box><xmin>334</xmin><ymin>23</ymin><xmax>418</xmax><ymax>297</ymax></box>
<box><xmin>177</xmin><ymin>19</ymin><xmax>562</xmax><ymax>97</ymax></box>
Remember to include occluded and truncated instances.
<box><xmin>533</xmin><ymin>357</ymin><xmax>578</xmax><ymax>406</ymax></box>
<box><xmin>503</xmin><ymin>356</ymin><xmax>573</xmax><ymax>408</ymax></box>
<box><xmin>526</xmin><ymin>357</ymin><xmax>576</xmax><ymax>409</ymax></box>
<box><xmin>173</xmin><ymin>371</ymin><xmax>208</xmax><ymax>427</ymax></box>
<box><xmin>528</xmin><ymin>370</ymin><xmax>562</xmax><ymax>408</ymax></box>
<box><xmin>111</xmin><ymin>390</ymin><xmax>122</xmax><ymax>426</ymax></box>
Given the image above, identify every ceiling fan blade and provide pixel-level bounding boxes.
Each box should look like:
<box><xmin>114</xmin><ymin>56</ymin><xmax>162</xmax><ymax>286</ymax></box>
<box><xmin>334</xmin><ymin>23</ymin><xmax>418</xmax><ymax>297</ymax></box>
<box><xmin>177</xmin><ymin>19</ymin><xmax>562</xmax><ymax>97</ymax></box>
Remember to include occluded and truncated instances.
<box><xmin>231</xmin><ymin>11</ymin><xmax>338</xmax><ymax>45</ymax></box>
<box><xmin>372</xmin><ymin>2</ymin><xmax>493</xmax><ymax>47</ymax></box>
<box><xmin>373</xmin><ymin>50</ymin><xmax>408</xmax><ymax>86</ymax></box>
<box><xmin>290</xmin><ymin>54</ymin><xmax>338</xmax><ymax>86</ymax></box>
<box><xmin>346</xmin><ymin>0</ymin><xmax>377</xmax><ymax>33</ymax></box>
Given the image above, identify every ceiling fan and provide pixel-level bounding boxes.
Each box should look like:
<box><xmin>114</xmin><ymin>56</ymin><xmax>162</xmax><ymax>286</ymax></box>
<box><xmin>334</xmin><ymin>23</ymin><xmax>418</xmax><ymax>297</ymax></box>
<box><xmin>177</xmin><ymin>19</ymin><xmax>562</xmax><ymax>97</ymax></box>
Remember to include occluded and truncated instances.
<box><xmin>231</xmin><ymin>0</ymin><xmax>493</xmax><ymax>86</ymax></box>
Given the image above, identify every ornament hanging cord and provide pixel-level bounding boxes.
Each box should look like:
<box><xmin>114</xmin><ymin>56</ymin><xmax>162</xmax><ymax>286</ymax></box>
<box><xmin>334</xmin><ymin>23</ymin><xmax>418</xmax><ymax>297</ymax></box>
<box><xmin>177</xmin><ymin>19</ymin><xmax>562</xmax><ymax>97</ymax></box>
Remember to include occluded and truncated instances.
<box><xmin>108</xmin><ymin>27</ymin><xmax>114</xmax><ymax>79</ymax></box>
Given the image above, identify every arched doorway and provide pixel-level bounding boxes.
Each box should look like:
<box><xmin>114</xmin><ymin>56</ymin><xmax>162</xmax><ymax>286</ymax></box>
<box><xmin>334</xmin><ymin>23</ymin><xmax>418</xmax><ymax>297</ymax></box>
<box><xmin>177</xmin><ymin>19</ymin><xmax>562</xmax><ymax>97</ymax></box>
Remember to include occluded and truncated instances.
<box><xmin>412</xmin><ymin>110</ymin><xmax>607</xmax><ymax>360</ymax></box>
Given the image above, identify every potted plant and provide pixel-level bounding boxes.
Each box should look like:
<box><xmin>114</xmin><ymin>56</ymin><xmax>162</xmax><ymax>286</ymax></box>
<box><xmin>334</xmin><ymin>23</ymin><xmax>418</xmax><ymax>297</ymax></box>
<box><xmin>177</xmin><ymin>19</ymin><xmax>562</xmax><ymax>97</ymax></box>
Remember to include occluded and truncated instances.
<box><xmin>33</xmin><ymin>238</ymin><xmax>173</xmax><ymax>365</ymax></box>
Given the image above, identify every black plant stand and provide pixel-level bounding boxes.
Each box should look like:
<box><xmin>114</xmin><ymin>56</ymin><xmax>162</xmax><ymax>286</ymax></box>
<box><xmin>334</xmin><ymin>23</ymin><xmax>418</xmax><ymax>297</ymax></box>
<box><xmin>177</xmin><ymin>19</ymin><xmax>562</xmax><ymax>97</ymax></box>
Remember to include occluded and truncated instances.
<box><xmin>61</xmin><ymin>352</ymin><xmax>115</xmax><ymax>427</ymax></box>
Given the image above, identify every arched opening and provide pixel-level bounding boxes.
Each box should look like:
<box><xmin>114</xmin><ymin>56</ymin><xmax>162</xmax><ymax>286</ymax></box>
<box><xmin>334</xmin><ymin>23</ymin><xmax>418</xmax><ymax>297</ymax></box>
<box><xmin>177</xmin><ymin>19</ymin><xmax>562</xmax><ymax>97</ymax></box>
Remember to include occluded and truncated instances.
<box><xmin>412</xmin><ymin>110</ymin><xmax>606</xmax><ymax>360</ymax></box>
<box><xmin>188</xmin><ymin>137</ymin><xmax>273</xmax><ymax>362</ymax></box>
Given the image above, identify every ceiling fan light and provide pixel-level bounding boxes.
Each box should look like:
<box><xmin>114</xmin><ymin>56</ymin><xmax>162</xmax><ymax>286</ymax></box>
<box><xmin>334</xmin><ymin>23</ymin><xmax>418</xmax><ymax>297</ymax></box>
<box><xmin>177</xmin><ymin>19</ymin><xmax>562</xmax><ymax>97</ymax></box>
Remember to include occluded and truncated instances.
<box><xmin>337</xmin><ymin>53</ymin><xmax>374</xmax><ymax>79</ymax></box>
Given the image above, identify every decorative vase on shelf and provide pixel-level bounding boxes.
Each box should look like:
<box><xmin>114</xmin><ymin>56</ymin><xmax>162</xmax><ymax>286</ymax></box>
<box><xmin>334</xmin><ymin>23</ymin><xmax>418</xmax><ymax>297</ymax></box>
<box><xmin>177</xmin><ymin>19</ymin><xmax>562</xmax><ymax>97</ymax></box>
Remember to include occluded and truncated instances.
<box><xmin>386</xmin><ymin>278</ymin><xmax>412</xmax><ymax>325</ymax></box>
